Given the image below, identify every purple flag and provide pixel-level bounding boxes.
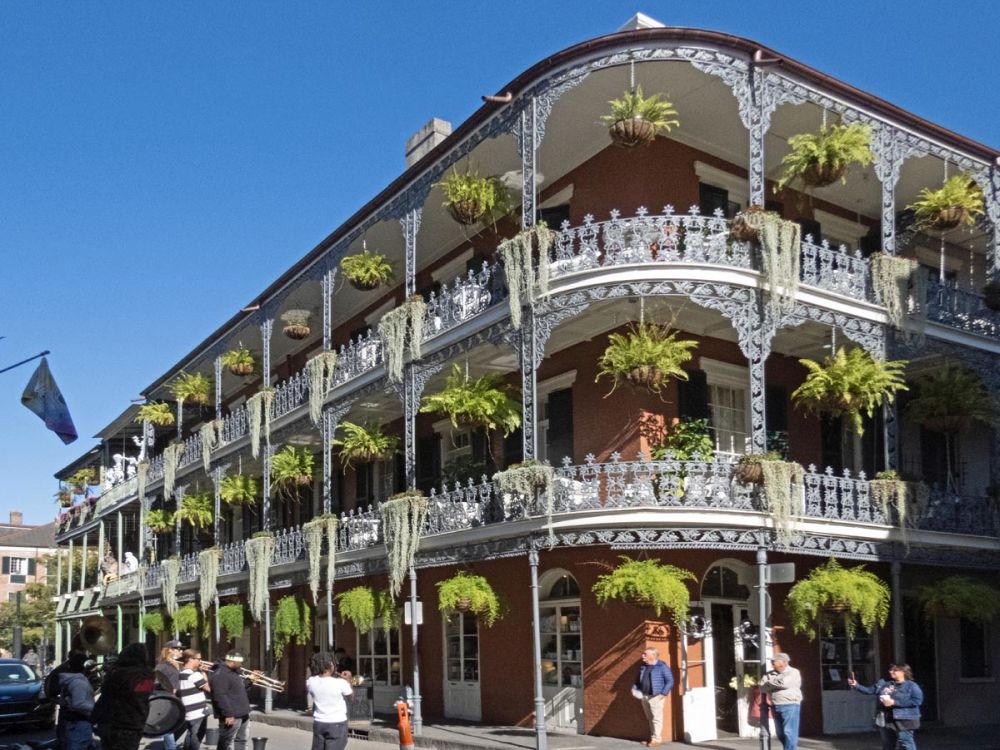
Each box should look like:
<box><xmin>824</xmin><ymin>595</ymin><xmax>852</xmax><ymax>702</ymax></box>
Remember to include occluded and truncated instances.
<box><xmin>21</xmin><ymin>357</ymin><xmax>78</xmax><ymax>444</ymax></box>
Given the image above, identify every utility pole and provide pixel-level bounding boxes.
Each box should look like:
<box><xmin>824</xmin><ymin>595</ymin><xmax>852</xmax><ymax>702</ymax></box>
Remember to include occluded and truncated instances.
<box><xmin>12</xmin><ymin>592</ymin><xmax>23</xmax><ymax>658</ymax></box>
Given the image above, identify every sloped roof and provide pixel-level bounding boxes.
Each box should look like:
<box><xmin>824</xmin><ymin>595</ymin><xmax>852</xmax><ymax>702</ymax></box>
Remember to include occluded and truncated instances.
<box><xmin>0</xmin><ymin>523</ymin><xmax>56</xmax><ymax>550</ymax></box>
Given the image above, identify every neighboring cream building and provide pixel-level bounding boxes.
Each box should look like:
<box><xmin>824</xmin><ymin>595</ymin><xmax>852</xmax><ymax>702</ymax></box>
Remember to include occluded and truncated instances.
<box><xmin>0</xmin><ymin>512</ymin><xmax>54</xmax><ymax>602</ymax></box>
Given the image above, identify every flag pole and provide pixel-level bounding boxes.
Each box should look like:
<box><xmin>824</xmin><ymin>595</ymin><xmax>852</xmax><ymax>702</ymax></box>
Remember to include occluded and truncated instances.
<box><xmin>0</xmin><ymin>351</ymin><xmax>50</xmax><ymax>375</ymax></box>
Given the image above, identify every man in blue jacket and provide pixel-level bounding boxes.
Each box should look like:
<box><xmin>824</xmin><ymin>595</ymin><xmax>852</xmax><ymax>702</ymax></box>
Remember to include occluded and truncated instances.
<box><xmin>632</xmin><ymin>647</ymin><xmax>674</xmax><ymax>747</ymax></box>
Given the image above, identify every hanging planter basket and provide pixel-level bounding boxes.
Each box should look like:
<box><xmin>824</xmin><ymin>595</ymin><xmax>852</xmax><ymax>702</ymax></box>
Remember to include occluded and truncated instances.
<box><xmin>58</xmin><ymin>492</ymin><xmax>73</xmax><ymax>508</ymax></box>
<box><xmin>294</xmin><ymin>474</ymin><xmax>312</xmax><ymax>487</ymax></box>
<box><xmin>228</xmin><ymin>362</ymin><xmax>254</xmax><ymax>377</ymax></box>
<box><xmin>447</xmin><ymin>197</ymin><xmax>488</xmax><ymax>226</ymax></box>
<box><xmin>609</xmin><ymin>117</ymin><xmax>657</xmax><ymax>149</ymax></box>
<box><xmin>930</xmin><ymin>206</ymin><xmax>968</xmax><ymax>231</ymax></box>
<box><xmin>283</xmin><ymin>323</ymin><xmax>311</xmax><ymax>340</ymax></box>
<box><xmin>801</xmin><ymin>161</ymin><xmax>847</xmax><ymax>188</ymax></box>
<box><xmin>349</xmin><ymin>278</ymin><xmax>381</xmax><ymax>292</ymax></box>
<box><xmin>454</xmin><ymin>597</ymin><xmax>473</xmax><ymax>613</ymax></box>
<box><xmin>625</xmin><ymin>365</ymin><xmax>669</xmax><ymax>391</ymax></box>
<box><xmin>734</xmin><ymin>461</ymin><xmax>765</xmax><ymax>485</ymax></box>
<box><xmin>731</xmin><ymin>206</ymin><xmax>766</xmax><ymax>243</ymax></box>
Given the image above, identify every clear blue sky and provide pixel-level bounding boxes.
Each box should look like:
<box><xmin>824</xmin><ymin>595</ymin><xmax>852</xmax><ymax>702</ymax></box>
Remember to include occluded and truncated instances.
<box><xmin>1</xmin><ymin>1</ymin><xmax>997</xmax><ymax>526</ymax></box>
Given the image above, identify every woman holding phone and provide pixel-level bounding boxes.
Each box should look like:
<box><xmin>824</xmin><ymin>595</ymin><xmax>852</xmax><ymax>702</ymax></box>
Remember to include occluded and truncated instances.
<box><xmin>848</xmin><ymin>664</ymin><xmax>923</xmax><ymax>750</ymax></box>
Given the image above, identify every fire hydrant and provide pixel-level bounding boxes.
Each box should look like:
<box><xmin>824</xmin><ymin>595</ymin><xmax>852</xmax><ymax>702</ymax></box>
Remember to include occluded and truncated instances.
<box><xmin>395</xmin><ymin>699</ymin><xmax>415</xmax><ymax>750</ymax></box>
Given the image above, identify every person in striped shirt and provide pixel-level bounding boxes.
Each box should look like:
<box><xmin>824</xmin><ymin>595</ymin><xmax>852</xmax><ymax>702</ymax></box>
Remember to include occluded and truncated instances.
<box><xmin>178</xmin><ymin>649</ymin><xmax>212</xmax><ymax>750</ymax></box>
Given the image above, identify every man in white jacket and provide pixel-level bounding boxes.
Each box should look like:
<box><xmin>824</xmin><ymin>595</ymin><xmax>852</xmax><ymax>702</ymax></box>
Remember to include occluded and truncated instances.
<box><xmin>759</xmin><ymin>652</ymin><xmax>802</xmax><ymax>750</ymax></box>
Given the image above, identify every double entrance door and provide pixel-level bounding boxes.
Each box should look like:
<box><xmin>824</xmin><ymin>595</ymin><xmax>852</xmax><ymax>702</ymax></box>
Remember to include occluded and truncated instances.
<box><xmin>444</xmin><ymin>612</ymin><xmax>481</xmax><ymax>721</ymax></box>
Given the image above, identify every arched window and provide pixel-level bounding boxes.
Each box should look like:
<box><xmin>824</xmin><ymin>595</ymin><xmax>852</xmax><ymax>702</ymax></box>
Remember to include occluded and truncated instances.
<box><xmin>547</xmin><ymin>573</ymin><xmax>580</xmax><ymax>599</ymax></box>
<box><xmin>701</xmin><ymin>564</ymin><xmax>750</xmax><ymax>600</ymax></box>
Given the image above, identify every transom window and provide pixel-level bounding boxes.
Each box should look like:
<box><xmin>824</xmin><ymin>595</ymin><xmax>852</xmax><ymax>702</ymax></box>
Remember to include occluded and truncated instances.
<box><xmin>701</xmin><ymin>565</ymin><xmax>750</xmax><ymax>600</ymax></box>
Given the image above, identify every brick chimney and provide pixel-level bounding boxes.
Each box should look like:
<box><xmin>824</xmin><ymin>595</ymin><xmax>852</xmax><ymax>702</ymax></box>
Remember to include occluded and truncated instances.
<box><xmin>9</xmin><ymin>512</ymin><xmax>22</xmax><ymax>526</ymax></box>
<box><xmin>405</xmin><ymin>118</ymin><xmax>452</xmax><ymax>168</ymax></box>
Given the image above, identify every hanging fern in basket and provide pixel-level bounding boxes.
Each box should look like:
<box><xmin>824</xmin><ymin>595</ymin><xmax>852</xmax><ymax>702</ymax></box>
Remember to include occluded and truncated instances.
<box><xmin>220</xmin><ymin>474</ymin><xmax>258</xmax><ymax>507</ymax></box>
<box><xmin>135</xmin><ymin>402</ymin><xmax>175</xmax><ymax>427</ymax></box>
<box><xmin>420</xmin><ymin>363</ymin><xmax>521</xmax><ymax>436</ymax></box>
<box><xmin>378</xmin><ymin>296</ymin><xmax>427</xmax><ymax>383</ymax></box>
<box><xmin>218</xmin><ymin>603</ymin><xmax>246</xmax><ymax>642</ymax></box>
<box><xmin>247</xmin><ymin>387</ymin><xmax>275</xmax><ymax>460</ymax></box>
<box><xmin>245</xmin><ymin>533</ymin><xmax>274</xmax><ymax>622</ymax></box>
<box><xmin>592</xmin><ymin>556</ymin><xmax>696</xmax><ymax>627</ymax></box>
<box><xmin>161</xmin><ymin>558</ymin><xmax>181</xmax><ymax>616</ymax></box>
<box><xmin>198</xmin><ymin>547</ymin><xmax>222</xmax><ymax>612</ymax></box>
<box><xmin>776</xmin><ymin>122</ymin><xmax>873</xmax><ymax>191</ymax></box>
<box><xmin>785</xmin><ymin>558</ymin><xmax>890</xmax><ymax>640</ymax></box>
<box><xmin>144</xmin><ymin>509</ymin><xmax>175</xmax><ymax>534</ymax></box>
<box><xmin>163</xmin><ymin>442</ymin><xmax>185</xmax><ymax>499</ymax></box>
<box><xmin>376</xmin><ymin>589</ymin><xmax>401</xmax><ymax>634</ymax></box>
<box><xmin>436</xmin><ymin>572</ymin><xmax>502</xmax><ymax>627</ymax></box>
<box><xmin>595</xmin><ymin>322</ymin><xmax>698</xmax><ymax>397</ymax></box>
<box><xmin>918</xmin><ymin>576</ymin><xmax>1000</xmax><ymax>625</ymax></box>
<box><xmin>274</xmin><ymin>595</ymin><xmax>312</xmax><ymax>661</ymax></box>
<box><xmin>169</xmin><ymin>371</ymin><xmax>213</xmax><ymax>406</ymax></box>
<box><xmin>337</xmin><ymin>586</ymin><xmax>377</xmax><ymax>634</ymax></box>
<box><xmin>141</xmin><ymin>610</ymin><xmax>167</xmax><ymax>636</ymax></box>
<box><xmin>380</xmin><ymin>491</ymin><xmax>429</xmax><ymax>597</ymax></box>
<box><xmin>331</xmin><ymin>421</ymin><xmax>399</xmax><ymax>469</ymax></box>
<box><xmin>270</xmin><ymin>446</ymin><xmax>315</xmax><ymax>502</ymax></box>
<box><xmin>199</xmin><ymin>420</ymin><xmax>224</xmax><ymax>473</ymax></box>
<box><xmin>177</xmin><ymin>492</ymin><xmax>214</xmax><ymax>530</ymax></box>
<box><xmin>303</xmin><ymin>514</ymin><xmax>338</xmax><ymax>604</ymax></box>
<box><xmin>173</xmin><ymin>603</ymin><xmax>199</xmax><ymax>635</ymax></box>
<box><xmin>497</xmin><ymin>224</ymin><xmax>552</xmax><ymax>329</ymax></box>
<box><xmin>306</xmin><ymin>351</ymin><xmax>339</xmax><ymax>427</ymax></box>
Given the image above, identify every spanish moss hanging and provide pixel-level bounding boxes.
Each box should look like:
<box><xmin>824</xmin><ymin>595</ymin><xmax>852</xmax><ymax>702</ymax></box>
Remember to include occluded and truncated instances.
<box><xmin>163</xmin><ymin>442</ymin><xmax>185</xmax><ymax>499</ymax></box>
<box><xmin>199</xmin><ymin>420</ymin><xmax>223</xmax><ymax>473</ymax></box>
<box><xmin>761</xmin><ymin>459</ymin><xmax>805</xmax><ymax>545</ymax></box>
<box><xmin>306</xmin><ymin>351</ymin><xmax>339</xmax><ymax>427</ymax></box>
<box><xmin>302</xmin><ymin>514</ymin><xmax>338</xmax><ymax>604</ymax></box>
<box><xmin>492</xmin><ymin>460</ymin><xmax>555</xmax><ymax>536</ymax></box>
<box><xmin>743</xmin><ymin>211</ymin><xmax>801</xmax><ymax>320</ymax></box>
<box><xmin>498</xmin><ymin>224</ymin><xmax>553</xmax><ymax>329</ymax></box>
<box><xmin>161</xmin><ymin>557</ymin><xmax>180</xmax><ymax>616</ymax></box>
<box><xmin>137</xmin><ymin>459</ymin><xmax>149</xmax><ymax>504</ymax></box>
<box><xmin>871</xmin><ymin>476</ymin><xmax>929</xmax><ymax>549</ymax></box>
<box><xmin>871</xmin><ymin>254</ymin><xmax>918</xmax><ymax>330</ymax></box>
<box><xmin>378</xmin><ymin>295</ymin><xmax>427</xmax><ymax>383</ymax></box>
<box><xmin>245</xmin><ymin>534</ymin><xmax>275</xmax><ymax>621</ymax></box>
<box><xmin>379</xmin><ymin>491</ymin><xmax>428</xmax><ymax>596</ymax></box>
<box><xmin>247</xmin><ymin>388</ymin><xmax>275</xmax><ymax>460</ymax></box>
<box><xmin>198</xmin><ymin>547</ymin><xmax>221</xmax><ymax>612</ymax></box>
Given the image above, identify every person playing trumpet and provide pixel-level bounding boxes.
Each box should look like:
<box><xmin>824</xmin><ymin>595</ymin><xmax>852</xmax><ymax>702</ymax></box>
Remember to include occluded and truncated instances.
<box><xmin>155</xmin><ymin>640</ymin><xmax>185</xmax><ymax>750</ymax></box>
<box><xmin>307</xmin><ymin>652</ymin><xmax>353</xmax><ymax>750</ymax></box>
<box><xmin>178</xmin><ymin>649</ymin><xmax>212</xmax><ymax>750</ymax></box>
<box><xmin>209</xmin><ymin>651</ymin><xmax>253</xmax><ymax>750</ymax></box>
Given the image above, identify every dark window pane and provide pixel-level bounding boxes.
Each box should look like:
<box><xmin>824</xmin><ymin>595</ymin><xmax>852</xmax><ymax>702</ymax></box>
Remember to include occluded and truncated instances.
<box><xmin>699</xmin><ymin>183</ymin><xmax>730</xmax><ymax>218</ymax></box>
<box><xmin>960</xmin><ymin>619</ymin><xmax>990</xmax><ymax>679</ymax></box>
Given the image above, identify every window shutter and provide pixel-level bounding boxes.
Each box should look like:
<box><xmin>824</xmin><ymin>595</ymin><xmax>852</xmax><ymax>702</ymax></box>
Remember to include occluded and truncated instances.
<box><xmin>766</xmin><ymin>385</ymin><xmax>789</xmax><ymax>457</ymax></box>
<box><xmin>678</xmin><ymin>370</ymin><xmax>711</xmax><ymax>421</ymax></box>
<box><xmin>416</xmin><ymin>436</ymin><xmax>440</xmax><ymax>493</ymax></box>
<box><xmin>699</xmin><ymin>183</ymin><xmax>729</xmax><ymax>217</ymax></box>
<box><xmin>820</xmin><ymin>415</ymin><xmax>843</xmax><ymax>472</ymax></box>
<box><xmin>1</xmin><ymin>558</ymin><xmax>7</xmax><ymax>575</ymax></box>
<box><xmin>28</xmin><ymin>558</ymin><xmax>36</xmax><ymax>576</ymax></box>
<box><xmin>503</xmin><ymin>428</ymin><xmax>524</xmax><ymax>467</ymax></box>
<box><xmin>546</xmin><ymin>388</ymin><xmax>574</xmax><ymax>464</ymax></box>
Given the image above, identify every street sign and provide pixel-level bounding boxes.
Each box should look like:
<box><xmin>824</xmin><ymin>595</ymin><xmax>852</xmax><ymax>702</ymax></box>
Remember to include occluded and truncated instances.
<box><xmin>403</xmin><ymin>601</ymin><xmax>423</xmax><ymax>625</ymax></box>
<box><xmin>766</xmin><ymin>562</ymin><xmax>795</xmax><ymax>584</ymax></box>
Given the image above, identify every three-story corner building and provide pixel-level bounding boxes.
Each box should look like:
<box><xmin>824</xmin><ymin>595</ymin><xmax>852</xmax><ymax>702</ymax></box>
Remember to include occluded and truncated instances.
<box><xmin>52</xmin><ymin>20</ymin><xmax>1000</xmax><ymax>744</ymax></box>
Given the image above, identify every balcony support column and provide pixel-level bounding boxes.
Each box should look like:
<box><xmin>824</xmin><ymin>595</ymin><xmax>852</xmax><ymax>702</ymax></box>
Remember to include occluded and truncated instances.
<box><xmin>56</xmin><ymin>549</ymin><xmax>62</xmax><ymax>600</ymax></box>
<box><xmin>214</xmin><ymin>356</ymin><xmax>223</xmax><ymax>421</ymax></box>
<box><xmin>67</xmin><ymin>539</ymin><xmax>74</xmax><ymax>595</ymax></box>
<box><xmin>262</xmin><ymin>446</ymin><xmax>273</xmax><ymax>532</ymax></box>
<box><xmin>79</xmin><ymin>534</ymin><xmax>86</xmax><ymax>591</ymax></box>
<box><xmin>891</xmin><ymin>559</ymin><xmax>904</xmax><ymax>663</ymax></box>
<box><xmin>321</xmin><ymin>402</ymin><xmax>353</xmax><ymax>514</ymax></box>
<box><xmin>321</xmin><ymin>268</ymin><xmax>336</xmax><ymax>351</ymax></box>
<box><xmin>520</xmin><ymin>98</ymin><xmax>540</xmax><ymax>461</ymax></box>
<box><xmin>528</xmin><ymin>547</ymin><xmax>548</xmax><ymax>750</ymax></box>
<box><xmin>976</xmin><ymin>165</ymin><xmax>1000</xmax><ymax>280</ymax></box>
<box><xmin>97</xmin><ymin>520</ymin><xmax>105</xmax><ymax>590</ymax></box>
<box><xmin>116</xmin><ymin>510</ymin><xmax>124</xmax><ymax>581</ymax></box>
<box><xmin>400</xmin><ymin>207</ymin><xmax>422</xmax><ymax>488</ymax></box>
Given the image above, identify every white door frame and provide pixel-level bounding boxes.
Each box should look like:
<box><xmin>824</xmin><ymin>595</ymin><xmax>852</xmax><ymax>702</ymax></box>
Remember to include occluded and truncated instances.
<box><xmin>442</xmin><ymin>611</ymin><xmax>481</xmax><ymax>721</ymax></box>
<box><xmin>682</xmin><ymin>600</ymin><xmax>717</xmax><ymax>743</ymax></box>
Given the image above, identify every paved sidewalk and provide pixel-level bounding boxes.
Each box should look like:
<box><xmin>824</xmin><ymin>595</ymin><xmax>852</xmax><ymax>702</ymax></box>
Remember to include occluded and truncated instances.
<box><xmin>249</xmin><ymin>709</ymin><xmax>1000</xmax><ymax>750</ymax></box>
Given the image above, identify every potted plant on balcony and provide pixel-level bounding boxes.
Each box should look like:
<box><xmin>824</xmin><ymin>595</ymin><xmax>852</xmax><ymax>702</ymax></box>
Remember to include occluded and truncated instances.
<box><xmin>776</xmin><ymin>122</ymin><xmax>873</xmax><ymax>190</ymax></box>
<box><xmin>906</xmin><ymin>175</ymin><xmax>984</xmax><ymax>231</ymax></box>
<box><xmin>730</xmin><ymin>205</ymin><xmax>775</xmax><ymax>243</ymax></box>
<box><xmin>436</xmin><ymin>167</ymin><xmax>513</xmax><ymax>227</ymax></box>
<box><xmin>274</xmin><ymin>595</ymin><xmax>311</xmax><ymax>660</ymax></box>
<box><xmin>176</xmin><ymin>492</ymin><xmax>213</xmax><ymax>530</ymax></box>
<box><xmin>169</xmin><ymin>371</ymin><xmax>213</xmax><ymax>407</ymax></box>
<box><xmin>734</xmin><ymin>452</ymin><xmax>805</xmax><ymax>543</ymax></box>
<box><xmin>280</xmin><ymin>309</ymin><xmax>312</xmax><ymax>340</ymax></box>
<box><xmin>220</xmin><ymin>474</ymin><xmax>259</xmax><ymax>507</ymax></box>
<box><xmin>245</xmin><ymin>531</ymin><xmax>274</xmax><ymax>621</ymax></box>
<box><xmin>198</xmin><ymin>547</ymin><xmax>221</xmax><ymax>611</ymax></box>
<box><xmin>595</xmin><ymin>322</ymin><xmax>698</xmax><ymax>397</ymax></box>
<box><xmin>918</xmin><ymin>575</ymin><xmax>1000</xmax><ymax>624</ymax></box>
<box><xmin>436</xmin><ymin>572</ymin><xmax>502</xmax><ymax>626</ymax></box>
<box><xmin>341</xmin><ymin>250</ymin><xmax>393</xmax><ymax>291</ymax></box>
<box><xmin>650</xmin><ymin>417</ymin><xmax>714</xmax><ymax>496</ymax></box>
<box><xmin>336</xmin><ymin>586</ymin><xmax>377</xmax><ymax>633</ymax></box>
<box><xmin>379</xmin><ymin>490</ymin><xmax>429</xmax><ymax>596</ymax></box>
<box><xmin>55</xmin><ymin>489</ymin><xmax>73</xmax><ymax>508</ymax></box>
<box><xmin>141</xmin><ymin>610</ymin><xmax>167</xmax><ymax>636</ymax></box>
<box><xmin>135</xmin><ymin>402</ymin><xmax>175</xmax><ymax>427</ymax></box>
<box><xmin>905</xmin><ymin>366</ymin><xmax>995</xmax><ymax>492</ymax></box>
<box><xmin>592</xmin><ymin>556</ymin><xmax>695</xmax><ymax>627</ymax></box>
<box><xmin>220</xmin><ymin>347</ymin><xmax>255</xmax><ymax>377</ymax></box>
<box><xmin>498</xmin><ymin>223</ymin><xmax>553</xmax><ymax>329</ymax></box>
<box><xmin>303</xmin><ymin>513</ymin><xmax>338</xmax><ymax>604</ymax></box>
<box><xmin>332</xmin><ymin>421</ymin><xmax>399</xmax><ymax>469</ymax></box>
<box><xmin>144</xmin><ymin>509</ymin><xmax>175</xmax><ymax>534</ymax></box>
<box><xmin>601</xmin><ymin>86</ymin><xmax>679</xmax><ymax>149</ymax></box>
<box><xmin>66</xmin><ymin>469</ymin><xmax>95</xmax><ymax>495</ymax></box>
<box><xmin>870</xmin><ymin>470</ymin><xmax>929</xmax><ymax>546</ymax></box>
<box><xmin>218</xmin><ymin>603</ymin><xmax>246</xmax><ymax>643</ymax></box>
<box><xmin>792</xmin><ymin>347</ymin><xmax>908</xmax><ymax>436</ymax></box>
<box><xmin>378</xmin><ymin>295</ymin><xmax>426</xmax><ymax>383</ymax></box>
<box><xmin>270</xmin><ymin>446</ymin><xmax>315</xmax><ymax>501</ymax></box>
<box><xmin>870</xmin><ymin>253</ymin><xmax>924</xmax><ymax>330</ymax></box>
<box><xmin>420</xmin><ymin>363</ymin><xmax>521</xmax><ymax>436</ymax></box>
<box><xmin>493</xmin><ymin>460</ymin><xmax>555</xmax><ymax>531</ymax></box>
<box><xmin>786</xmin><ymin>558</ymin><xmax>890</xmax><ymax>640</ymax></box>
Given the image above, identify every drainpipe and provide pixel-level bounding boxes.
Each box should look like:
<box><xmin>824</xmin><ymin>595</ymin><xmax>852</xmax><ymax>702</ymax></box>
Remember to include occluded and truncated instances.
<box><xmin>891</xmin><ymin>559</ymin><xmax>904</xmax><ymax>663</ymax></box>
<box><xmin>529</xmin><ymin>549</ymin><xmax>548</xmax><ymax>750</ymax></box>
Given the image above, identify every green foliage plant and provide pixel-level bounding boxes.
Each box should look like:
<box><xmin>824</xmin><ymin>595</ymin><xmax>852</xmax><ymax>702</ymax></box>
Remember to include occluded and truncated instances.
<box><xmin>380</xmin><ymin>491</ymin><xmax>429</xmax><ymax>597</ymax></box>
<box><xmin>776</xmin><ymin>122</ymin><xmax>873</xmax><ymax>191</ymax></box>
<box><xmin>172</xmin><ymin>603</ymin><xmax>199</xmax><ymax>635</ymax></box>
<box><xmin>918</xmin><ymin>576</ymin><xmax>1000</xmax><ymax>625</ymax></box>
<box><xmin>375</xmin><ymin>589</ymin><xmax>400</xmax><ymax>634</ymax></box>
<box><xmin>420</xmin><ymin>363</ymin><xmax>521</xmax><ymax>436</ymax></box>
<box><xmin>270</xmin><ymin>446</ymin><xmax>315</xmax><ymax>501</ymax></box>
<box><xmin>601</xmin><ymin>86</ymin><xmax>679</xmax><ymax>147</ymax></box>
<box><xmin>650</xmin><ymin>418</ymin><xmax>714</xmax><ymax>461</ymax></box>
<box><xmin>135</xmin><ymin>402</ymin><xmax>175</xmax><ymax>427</ymax></box>
<box><xmin>436</xmin><ymin>167</ymin><xmax>514</xmax><ymax>227</ymax></box>
<box><xmin>176</xmin><ymin>492</ymin><xmax>214</xmax><ymax>530</ymax></box>
<box><xmin>907</xmin><ymin>175</ymin><xmax>984</xmax><ymax>230</ymax></box>
<box><xmin>331</xmin><ymin>421</ymin><xmax>400</xmax><ymax>469</ymax></box>
<box><xmin>0</xmin><ymin>582</ymin><xmax>57</xmax><ymax>647</ymax></box>
<box><xmin>218</xmin><ymin>603</ymin><xmax>246</xmax><ymax>642</ymax></box>
<box><xmin>337</xmin><ymin>586</ymin><xmax>377</xmax><ymax>634</ymax></box>
<box><xmin>169</xmin><ymin>371</ymin><xmax>213</xmax><ymax>406</ymax></box>
<box><xmin>144</xmin><ymin>509</ymin><xmax>175</xmax><ymax>534</ymax></box>
<box><xmin>595</xmin><ymin>322</ymin><xmax>697</xmax><ymax>397</ymax></box>
<box><xmin>141</xmin><ymin>610</ymin><xmax>167</xmax><ymax>636</ymax></box>
<box><xmin>592</xmin><ymin>556</ymin><xmax>696</xmax><ymax>627</ymax></box>
<box><xmin>436</xmin><ymin>572</ymin><xmax>502</xmax><ymax>627</ymax></box>
<box><xmin>792</xmin><ymin>347</ymin><xmax>908</xmax><ymax>436</ymax></box>
<box><xmin>785</xmin><ymin>558</ymin><xmax>890</xmax><ymax>640</ymax></box>
<box><xmin>341</xmin><ymin>250</ymin><xmax>393</xmax><ymax>290</ymax></box>
<box><xmin>66</xmin><ymin>469</ymin><xmax>96</xmax><ymax>494</ymax></box>
<box><xmin>273</xmin><ymin>595</ymin><xmax>311</xmax><ymax>660</ymax></box>
<box><xmin>220</xmin><ymin>474</ymin><xmax>258</xmax><ymax>506</ymax></box>
<box><xmin>220</xmin><ymin>347</ymin><xmax>255</xmax><ymax>376</ymax></box>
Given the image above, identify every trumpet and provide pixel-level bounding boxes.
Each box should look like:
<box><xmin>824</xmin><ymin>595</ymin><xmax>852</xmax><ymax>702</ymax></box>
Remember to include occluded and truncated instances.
<box><xmin>199</xmin><ymin>661</ymin><xmax>286</xmax><ymax>692</ymax></box>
